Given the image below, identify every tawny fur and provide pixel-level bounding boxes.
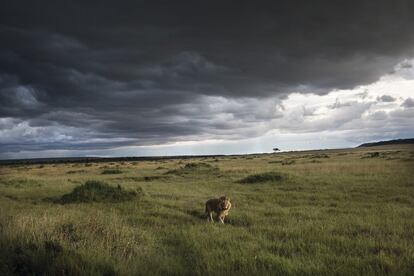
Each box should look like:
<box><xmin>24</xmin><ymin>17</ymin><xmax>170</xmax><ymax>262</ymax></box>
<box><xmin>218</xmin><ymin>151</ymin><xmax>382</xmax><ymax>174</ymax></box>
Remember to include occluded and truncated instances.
<box><xmin>205</xmin><ymin>196</ymin><xmax>232</xmax><ymax>224</ymax></box>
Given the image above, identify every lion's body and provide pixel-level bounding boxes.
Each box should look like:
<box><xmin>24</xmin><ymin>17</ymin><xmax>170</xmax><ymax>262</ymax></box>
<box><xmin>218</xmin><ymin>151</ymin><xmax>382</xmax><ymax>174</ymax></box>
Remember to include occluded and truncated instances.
<box><xmin>205</xmin><ymin>196</ymin><xmax>232</xmax><ymax>223</ymax></box>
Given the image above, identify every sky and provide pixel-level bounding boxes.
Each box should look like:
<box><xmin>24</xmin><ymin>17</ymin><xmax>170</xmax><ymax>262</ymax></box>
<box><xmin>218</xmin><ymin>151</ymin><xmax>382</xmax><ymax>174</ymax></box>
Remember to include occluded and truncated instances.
<box><xmin>1</xmin><ymin>1</ymin><xmax>414</xmax><ymax>159</ymax></box>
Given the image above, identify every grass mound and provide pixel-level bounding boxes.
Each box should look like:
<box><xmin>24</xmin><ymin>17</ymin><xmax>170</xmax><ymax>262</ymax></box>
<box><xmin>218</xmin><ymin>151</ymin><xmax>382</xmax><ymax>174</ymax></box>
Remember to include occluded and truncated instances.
<box><xmin>166</xmin><ymin>162</ymin><xmax>219</xmax><ymax>176</ymax></box>
<box><xmin>239</xmin><ymin>172</ymin><xmax>283</xmax><ymax>184</ymax></box>
<box><xmin>58</xmin><ymin>181</ymin><xmax>140</xmax><ymax>204</ymax></box>
<box><xmin>101</xmin><ymin>169</ymin><xmax>123</xmax><ymax>174</ymax></box>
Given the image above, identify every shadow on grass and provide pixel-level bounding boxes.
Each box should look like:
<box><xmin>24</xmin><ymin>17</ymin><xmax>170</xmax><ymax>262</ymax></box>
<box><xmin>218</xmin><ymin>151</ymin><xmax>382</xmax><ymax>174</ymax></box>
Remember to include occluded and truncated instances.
<box><xmin>187</xmin><ymin>209</ymin><xmax>206</xmax><ymax>220</ymax></box>
<box><xmin>186</xmin><ymin>209</ymin><xmax>251</xmax><ymax>227</ymax></box>
<box><xmin>0</xmin><ymin>237</ymin><xmax>116</xmax><ymax>276</ymax></box>
<box><xmin>225</xmin><ymin>215</ymin><xmax>253</xmax><ymax>227</ymax></box>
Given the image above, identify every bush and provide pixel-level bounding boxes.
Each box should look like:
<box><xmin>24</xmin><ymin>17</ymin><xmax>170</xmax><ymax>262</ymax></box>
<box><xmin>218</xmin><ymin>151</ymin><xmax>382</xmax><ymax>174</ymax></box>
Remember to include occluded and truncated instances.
<box><xmin>143</xmin><ymin>176</ymin><xmax>165</xmax><ymax>181</ymax></box>
<box><xmin>165</xmin><ymin>162</ymin><xmax>219</xmax><ymax>176</ymax></box>
<box><xmin>183</xmin><ymin>162</ymin><xmax>215</xmax><ymax>170</ymax></box>
<box><xmin>101</xmin><ymin>169</ymin><xmax>123</xmax><ymax>175</ymax></box>
<box><xmin>361</xmin><ymin>152</ymin><xmax>381</xmax><ymax>158</ymax></box>
<box><xmin>238</xmin><ymin>172</ymin><xmax>283</xmax><ymax>184</ymax></box>
<box><xmin>66</xmin><ymin>170</ymin><xmax>86</xmax><ymax>174</ymax></box>
<box><xmin>58</xmin><ymin>181</ymin><xmax>141</xmax><ymax>204</ymax></box>
<box><xmin>309</xmin><ymin>154</ymin><xmax>329</xmax><ymax>159</ymax></box>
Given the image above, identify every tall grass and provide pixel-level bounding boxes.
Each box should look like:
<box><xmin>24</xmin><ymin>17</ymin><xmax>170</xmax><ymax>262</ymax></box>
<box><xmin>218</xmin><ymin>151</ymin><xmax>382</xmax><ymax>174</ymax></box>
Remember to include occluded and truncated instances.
<box><xmin>0</xmin><ymin>145</ymin><xmax>413</xmax><ymax>275</ymax></box>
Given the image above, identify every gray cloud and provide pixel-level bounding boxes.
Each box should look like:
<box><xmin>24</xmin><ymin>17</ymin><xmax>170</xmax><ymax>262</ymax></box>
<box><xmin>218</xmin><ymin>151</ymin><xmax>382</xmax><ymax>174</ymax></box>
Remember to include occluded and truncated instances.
<box><xmin>377</xmin><ymin>95</ymin><xmax>396</xmax><ymax>102</ymax></box>
<box><xmin>401</xmin><ymin>98</ymin><xmax>414</xmax><ymax>108</ymax></box>
<box><xmin>1</xmin><ymin>0</ymin><xmax>414</xmax><ymax>155</ymax></box>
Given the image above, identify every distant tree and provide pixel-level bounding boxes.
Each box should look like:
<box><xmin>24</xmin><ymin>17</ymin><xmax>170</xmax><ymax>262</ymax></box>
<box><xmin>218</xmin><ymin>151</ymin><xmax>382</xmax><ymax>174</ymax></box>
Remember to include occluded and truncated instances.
<box><xmin>273</xmin><ymin>148</ymin><xmax>280</xmax><ymax>152</ymax></box>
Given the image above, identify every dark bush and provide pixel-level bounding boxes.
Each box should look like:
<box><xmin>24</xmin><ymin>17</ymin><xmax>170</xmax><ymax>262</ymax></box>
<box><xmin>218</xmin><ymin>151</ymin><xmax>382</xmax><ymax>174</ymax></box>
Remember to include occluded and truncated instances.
<box><xmin>183</xmin><ymin>162</ymin><xmax>215</xmax><ymax>170</ymax></box>
<box><xmin>238</xmin><ymin>172</ymin><xmax>283</xmax><ymax>184</ymax></box>
<box><xmin>165</xmin><ymin>162</ymin><xmax>219</xmax><ymax>176</ymax></box>
<box><xmin>66</xmin><ymin>170</ymin><xmax>86</xmax><ymax>174</ymax></box>
<box><xmin>143</xmin><ymin>175</ymin><xmax>165</xmax><ymax>181</ymax></box>
<box><xmin>58</xmin><ymin>181</ymin><xmax>141</xmax><ymax>204</ymax></box>
<box><xmin>309</xmin><ymin>154</ymin><xmax>329</xmax><ymax>159</ymax></box>
<box><xmin>101</xmin><ymin>169</ymin><xmax>123</xmax><ymax>175</ymax></box>
<box><xmin>361</xmin><ymin>152</ymin><xmax>381</xmax><ymax>158</ymax></box>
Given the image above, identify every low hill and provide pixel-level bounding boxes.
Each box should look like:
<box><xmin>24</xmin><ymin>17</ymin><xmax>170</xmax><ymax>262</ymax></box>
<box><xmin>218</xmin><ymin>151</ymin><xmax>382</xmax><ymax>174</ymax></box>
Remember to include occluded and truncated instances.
<box><xmin>358</xmin><ymin>138</ymin><xmax>414</xmax><ymax>147</ymax></box>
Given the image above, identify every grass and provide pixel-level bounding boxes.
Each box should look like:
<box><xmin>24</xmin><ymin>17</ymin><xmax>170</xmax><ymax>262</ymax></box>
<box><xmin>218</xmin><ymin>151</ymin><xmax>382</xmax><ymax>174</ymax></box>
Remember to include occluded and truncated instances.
<box><xmin>0</xmin><ymin>144</ymin><xmax>413</xmax><ymax>275</ymax></box>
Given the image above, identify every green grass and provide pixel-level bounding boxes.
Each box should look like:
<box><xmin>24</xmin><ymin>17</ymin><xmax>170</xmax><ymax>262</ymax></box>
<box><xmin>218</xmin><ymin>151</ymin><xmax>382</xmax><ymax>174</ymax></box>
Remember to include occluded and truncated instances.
<box><xmin>0</xmin><ymin>144</ymin><xmax>414</xmax><ymax>275</ymax></box>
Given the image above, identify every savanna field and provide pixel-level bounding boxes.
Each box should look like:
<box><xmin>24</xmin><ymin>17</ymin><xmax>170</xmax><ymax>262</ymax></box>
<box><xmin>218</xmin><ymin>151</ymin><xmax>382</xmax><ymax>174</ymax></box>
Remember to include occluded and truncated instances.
<box><xmin>0</xmin><ymin>145</ymin><xmax>414</xmax><ymax>275</ymax></box>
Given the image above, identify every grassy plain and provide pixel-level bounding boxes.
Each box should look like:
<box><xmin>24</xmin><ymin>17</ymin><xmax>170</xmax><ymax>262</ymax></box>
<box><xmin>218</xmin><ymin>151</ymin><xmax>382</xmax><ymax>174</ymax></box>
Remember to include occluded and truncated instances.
<box><xmin>0</xmin><ymin>145</ymin><xmax>414</xmax><ymax>275</ymax></box>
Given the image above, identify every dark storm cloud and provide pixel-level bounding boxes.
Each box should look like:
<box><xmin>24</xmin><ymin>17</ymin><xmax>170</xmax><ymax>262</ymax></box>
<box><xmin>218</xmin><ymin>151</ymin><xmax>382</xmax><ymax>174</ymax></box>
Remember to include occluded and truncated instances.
<box><xmin>1</xmin><ymin>0</ymin><xmax>414</xmax><ymax>153</ymax></box>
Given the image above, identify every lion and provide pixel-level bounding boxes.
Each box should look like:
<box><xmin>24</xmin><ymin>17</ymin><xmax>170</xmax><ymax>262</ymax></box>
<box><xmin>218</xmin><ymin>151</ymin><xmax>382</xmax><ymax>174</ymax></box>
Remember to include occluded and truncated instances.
<box><xmin>205</xmin><ymin>196</ymin><xmax>232</xmax><ymax>224</ymax></box>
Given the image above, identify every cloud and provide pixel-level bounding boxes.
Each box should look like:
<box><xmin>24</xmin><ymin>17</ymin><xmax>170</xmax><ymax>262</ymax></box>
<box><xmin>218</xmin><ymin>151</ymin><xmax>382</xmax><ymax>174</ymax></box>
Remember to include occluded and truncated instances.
<box><xmin>401</xmin><ymin>98</ymin><xmax>414</xmax><ymax>108</ymax></box>
<box><xmin>1</xmin><ymin>1</ymin><xmax>414</xmax><ymax>157</ymax></box>
<box><xmin>377</xmin><ymin>95</ymin><xmax>396</xmax><ymax>102</ymax></box>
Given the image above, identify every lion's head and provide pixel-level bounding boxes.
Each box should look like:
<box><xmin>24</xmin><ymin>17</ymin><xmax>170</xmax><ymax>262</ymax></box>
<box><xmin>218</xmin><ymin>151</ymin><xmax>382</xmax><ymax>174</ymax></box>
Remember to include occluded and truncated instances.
<box><xmin>219</xmin><ymin>196</ymin><xmax>231</xmax><ymax>210</ymax></box>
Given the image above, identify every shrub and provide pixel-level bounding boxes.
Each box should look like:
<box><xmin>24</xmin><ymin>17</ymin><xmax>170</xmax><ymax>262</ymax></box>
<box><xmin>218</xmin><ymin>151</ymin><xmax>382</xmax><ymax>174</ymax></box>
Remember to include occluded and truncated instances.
<box><xmin>143</xmin><ymin>176</ymin><xmax>165</xmax><ymax>181</ymax></box>
<box><xmin>361</xmin><ymin>152</ymin><xmax>381</xmax><ymax>158</ymax></box>
<box><xmin>165</xmin><ymin>162</ymin><xmax>219</xmax><ymax>176</ymax></box>
<box><xmin>238</xmin><ymin>172</ymin><xmax>283</xmax><ymax>184</ymax></box>
<box><xmin>183</xmin><ymin>162</ymin><xmax>215</xmax><ymax>170</ymax></box>
<box><xmin>66</xmin><ymin>170</ymin><xmax>86</xmax><ymax>174</ymax></box>
<box><xmin>101</xmin><ymin>169</ymin><xmax>123</xmax><ymax>175</ymax></box>
<box><xmin>58</xmin><ymin>181</ymin><xmax>141</xmax><ymax>204</ymax></box>
<box><xmin>309</xmin><ymin>154</ymin><xmax>329</xmax><ymax>159</ymax></box>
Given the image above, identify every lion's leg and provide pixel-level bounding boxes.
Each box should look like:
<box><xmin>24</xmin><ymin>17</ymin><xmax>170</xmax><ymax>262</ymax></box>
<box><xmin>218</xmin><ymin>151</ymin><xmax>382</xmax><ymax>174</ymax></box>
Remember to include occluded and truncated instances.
<box><xmin>208</xmin><ymin>211</ymin><xmax>214</xmax><ymax>222</ymax></box>
<box><xmin>218</xmin><ymin>214</ymin><xmax>224</xmax><ymax>224</ymax></box>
